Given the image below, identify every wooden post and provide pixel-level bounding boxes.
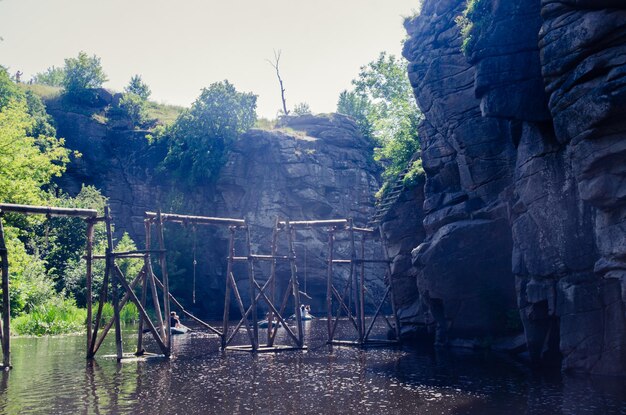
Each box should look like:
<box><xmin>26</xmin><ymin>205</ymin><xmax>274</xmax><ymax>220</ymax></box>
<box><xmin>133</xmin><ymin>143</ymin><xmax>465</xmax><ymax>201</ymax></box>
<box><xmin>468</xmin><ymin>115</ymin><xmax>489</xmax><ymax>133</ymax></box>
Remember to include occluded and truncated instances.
<box><xmin>136</xmin><ymin>267</ymin><xmax>148</xmax><ymax>356</ymax></box>
<box><xmin>144</xmin><ymin>220</ymin><xmax>165</xmax><ymax>341</ymax></box>
<box><xmin>85</xmin><ymin>219</ymin><xmax>95</xmax><ymax>359</ymax></box>
<box><xmin>326</xmin><ymin>229</ymin><xmax>334</xmax><ymax>342</ymax></box>
<box><xmin>246</xmin><ymin>227</ymin><xmax>259</xmax><ymax>350</ymax></box>
<box><xmin>0</xmin><ymin>215</ymin><xmax>11</xmax><ymax>368</ymax></box>
<box><xmin>378</xmin><ymin>225</ymin><xmax>401</xmax><ymax>341</ymax></box>
<box><xmin>104</xmin><ymin>207</ymin><xmax>123</xmax><ymax>360</ymax></box>
<box><xmin>155</xmin><ymin>211</ymin><xmax>171</xmax><ymax>357</ymax></box>
<box><xmin>221</xmin><ymin>227</ymin><xmax>235</xmax><ymax>349</ymax></box>
<box><xmin>267</xmin><ymin>218</ymin><xmax>279</xmax><ymax>346</ymax></box>
<box><xmin>286</xmin><ymin>221</ymin><xmax>304</xmax><ymax>347</ymax></box>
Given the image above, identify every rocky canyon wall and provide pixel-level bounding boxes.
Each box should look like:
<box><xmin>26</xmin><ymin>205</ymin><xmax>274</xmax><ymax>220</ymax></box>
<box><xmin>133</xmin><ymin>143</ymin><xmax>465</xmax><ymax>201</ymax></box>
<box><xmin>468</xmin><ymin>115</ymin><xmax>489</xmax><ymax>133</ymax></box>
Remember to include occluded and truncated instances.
<box><xmin>47</xmin><ymin>103</ymin><xmax>383</xmax><ymax>317</ymax></box>
<box><xmin>403</xmin><ymin>0</ymin><xmax>626</xmax><ymax>375</ymax></box>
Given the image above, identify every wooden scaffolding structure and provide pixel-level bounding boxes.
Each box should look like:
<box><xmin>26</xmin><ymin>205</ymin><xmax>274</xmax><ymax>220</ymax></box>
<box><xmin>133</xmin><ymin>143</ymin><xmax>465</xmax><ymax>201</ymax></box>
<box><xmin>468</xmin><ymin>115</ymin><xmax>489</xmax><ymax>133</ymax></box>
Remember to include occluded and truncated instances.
<box><xmin>224</xmin><ymin>218</ymin><xmax>308</xmax><ymax>352</ymax></box>
<box><xmin>324</xmin><ymin>220</ymin><xmax>400</xmax><ymax>347</ymax></box>
<box><xmin>0</xmin><ymin>203</ymin><xmax>99</xmax><ymax>369</ymax></box>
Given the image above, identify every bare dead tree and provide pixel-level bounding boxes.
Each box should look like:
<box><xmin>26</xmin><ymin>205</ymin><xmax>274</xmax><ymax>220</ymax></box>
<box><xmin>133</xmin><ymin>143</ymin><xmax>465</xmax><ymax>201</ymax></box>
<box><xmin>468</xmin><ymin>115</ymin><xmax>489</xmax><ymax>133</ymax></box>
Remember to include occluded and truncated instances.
<box><xmin>267</xmin><ymin>50</ymin><xmax>289</xmax><ymax>116</ymax></box>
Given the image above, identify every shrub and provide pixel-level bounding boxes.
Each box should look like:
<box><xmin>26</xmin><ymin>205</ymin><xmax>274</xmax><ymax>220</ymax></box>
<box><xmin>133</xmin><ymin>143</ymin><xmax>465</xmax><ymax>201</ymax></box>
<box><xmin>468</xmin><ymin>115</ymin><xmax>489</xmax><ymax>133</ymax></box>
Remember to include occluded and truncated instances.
<box><xmin>31</xmin><ymin>66</ymin><xmax>66</xmax><ymax>87</ymax></box>
<box><xmin>124</xmin><ymin>75</ymin><xmax>151</xmax><ymax>100</ymax></box>
<box><xmin>293</xmin><ymin>102</ymin><xmax>312</xmax><ymax>115</ymax></box>
<box><xmin>62</xmin><ymin>51</ymin><xmax>108</xmax><ymax>103</ymax></box>
<box><xmin>456</xmin><ymin>0</ymin><xmax>492</xmax><ymax>55</ymax></box>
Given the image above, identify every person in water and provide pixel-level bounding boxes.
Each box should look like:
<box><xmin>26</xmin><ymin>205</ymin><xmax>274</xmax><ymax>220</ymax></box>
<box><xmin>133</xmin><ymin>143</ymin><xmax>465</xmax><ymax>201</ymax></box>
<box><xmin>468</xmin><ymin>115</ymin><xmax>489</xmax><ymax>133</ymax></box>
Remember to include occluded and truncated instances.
<box><xmin>170</xmin><ymin>311</ymin><xmax>181</xmax><ymax>328</ymax></box>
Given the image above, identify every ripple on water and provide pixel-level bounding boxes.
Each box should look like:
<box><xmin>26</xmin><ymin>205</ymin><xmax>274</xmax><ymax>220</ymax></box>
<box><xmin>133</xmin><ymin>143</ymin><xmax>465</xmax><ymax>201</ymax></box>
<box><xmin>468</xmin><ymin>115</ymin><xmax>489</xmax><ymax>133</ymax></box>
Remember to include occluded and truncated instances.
<box><xmin>1</xmin><ymin>322</ymin><xmax>625</xmax><ymax>414</ymax></box>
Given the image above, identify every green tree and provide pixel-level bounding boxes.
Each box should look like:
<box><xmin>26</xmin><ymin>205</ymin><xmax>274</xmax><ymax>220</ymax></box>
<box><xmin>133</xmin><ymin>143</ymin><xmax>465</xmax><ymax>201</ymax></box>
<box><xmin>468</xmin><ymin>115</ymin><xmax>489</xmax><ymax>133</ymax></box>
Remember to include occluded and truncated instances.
<box><xmin>62</xmin><ymin>51</ymin><xmax>108</xmax><ymax>102</ymax></box>
<box><xmin>337</xmin><ymin>90</ymin><xmax>374</xmax><ymax>139</ymax></box>
<box><xmin>31</xmin><ymin>66</ymin><xmax>66</xmax><ymax>87</ymax></box>
<box><xmin>0</xmin><ymin>66</ymin><xmax>20</xmax><ymax>109</ymax></box>
<box><xmin>124</xmin><ymin>74</ymin><xmax>151</xmax><ymax>100</ymax></box>
<box><xmin>162</xmin><ymin>80</ymin><xmax>257</xmax><ymax>184</ymax></box>
<box><xmin>0</xmin><ymin>101</ymin><xmax>69</xmax><ymax>205</ymax></box>
<box><xmin>338</xmin><ymin>52</ymin><xmax>422</xmax><ymax>189</ymax></box>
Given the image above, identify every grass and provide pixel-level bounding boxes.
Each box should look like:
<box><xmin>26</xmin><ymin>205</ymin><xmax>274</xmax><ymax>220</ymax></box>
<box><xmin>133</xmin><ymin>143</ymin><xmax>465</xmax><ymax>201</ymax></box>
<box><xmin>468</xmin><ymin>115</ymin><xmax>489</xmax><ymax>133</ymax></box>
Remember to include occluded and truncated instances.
<box><xmin>12</xmin><ymin>297</ymin><xmax>86</xmax><ymax>336</ymax></box>
<box><xmin>99</xmin><ymin>302</ymin><xmax>139</xmax><ymax>325</ymax></box>
<box><xmin>145</xmin><ymin>101</ymin><xmax>185</xmax><ymax>126</ymax></box>
<box><xmin>18</xmin><ymin>83</ymin><xmax>62</xmax><ymax>100</ymax></box>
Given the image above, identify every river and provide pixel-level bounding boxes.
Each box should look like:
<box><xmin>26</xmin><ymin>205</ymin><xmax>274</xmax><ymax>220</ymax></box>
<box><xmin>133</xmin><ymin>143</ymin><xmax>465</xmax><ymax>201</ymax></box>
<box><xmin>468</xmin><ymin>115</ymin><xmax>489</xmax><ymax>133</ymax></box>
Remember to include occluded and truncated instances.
<box><xmin>0</xmin><ymin>320</ymin><xmax>624</xmax><ymax>414</ymax></box>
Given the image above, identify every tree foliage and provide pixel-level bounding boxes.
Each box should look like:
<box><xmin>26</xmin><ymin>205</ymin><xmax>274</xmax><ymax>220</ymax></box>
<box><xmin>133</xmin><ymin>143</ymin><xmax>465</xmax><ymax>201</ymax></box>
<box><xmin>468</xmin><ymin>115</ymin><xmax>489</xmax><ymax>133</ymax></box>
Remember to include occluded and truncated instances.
<box><xmin>125</xmin><ymin>74</ymin><xmax>151</xmax><ymax>100</ymax></box>
<box><xmin>162</xmin><ymin>80</ymin><xmax>257</xmax><ymax>185</ymax></box>
<box><xmin>31</xmin><ymin>66</ymin><xmax>66</xmax><ymax>87</ymax></box>
<box><xmin>62</xmin><ymin>51</ymin><xmax>108</xmax><ymax>102</ymax></box>
<box><xmin>455</xmin><ymin>0</ymin><xmax>492</xmax><ymax>55</ymax></box>
<box><xmin>337</xmin><ymin>52</ymin><xmax>422</xmax><ymax>189</ymax></box>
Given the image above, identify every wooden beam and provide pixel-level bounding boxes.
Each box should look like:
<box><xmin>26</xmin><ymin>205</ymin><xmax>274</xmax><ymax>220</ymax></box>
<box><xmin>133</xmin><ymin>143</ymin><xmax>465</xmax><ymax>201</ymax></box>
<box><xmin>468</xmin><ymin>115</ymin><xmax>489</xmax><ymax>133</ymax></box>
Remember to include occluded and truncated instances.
<box><xmin>0</xmin><ymin>203</ymin><xmax>97</xmax><ymax>218</ymax></box>
<box><xmin>145</xmin><ymin>211</ymin><xmax>245</xmax><ymax>227</ymax></box>
<box><xmin>279</xmin><ymin>219</ymin><xmax>348</xmax><ymax>228</ymax></box>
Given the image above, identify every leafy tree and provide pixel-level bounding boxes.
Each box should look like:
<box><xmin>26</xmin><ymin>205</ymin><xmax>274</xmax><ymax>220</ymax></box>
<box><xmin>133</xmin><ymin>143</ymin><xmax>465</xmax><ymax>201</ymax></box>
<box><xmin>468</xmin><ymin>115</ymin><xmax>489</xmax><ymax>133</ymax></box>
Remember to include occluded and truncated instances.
<box><xmin>0</xmin><ymin>66</ymin><xmax>20</xmax><ymax>109</ymax></box>
<box><xmin>31</xmin><ymin>66</ymin><xmax>66</xmax><ymax>87</ymax></box>
<box><xmin>62</xmin><ymin>51</ymin><xmax>108</xmax><ymax>102</ymax></box>
<box><xmin>162</xmin><ymin>80</ymin><xmax>257</xmax><ymax>184</ymax></box>
<box><xmin>338</xmin><ymin>52</ymin><xmax>422</xmax><ymax>189</ymax></box>
<box><xmin>0</xmin><ymin>101</ymin><xmax>69</xmax><ymax>205</ymax></box>
<box><xmin>124</xmin><ymin>74</ymin><xmax>151</xmax><ymax>100</ymax></box>
<box><xmin>293</xmin><ymin>102</ymin><xmax>312</xmax><ymax>116</ymax></box>
<box><xmin>337</xmin><ymin>90</ymin><xmax>374</xmax><ymax>139</ymax></box>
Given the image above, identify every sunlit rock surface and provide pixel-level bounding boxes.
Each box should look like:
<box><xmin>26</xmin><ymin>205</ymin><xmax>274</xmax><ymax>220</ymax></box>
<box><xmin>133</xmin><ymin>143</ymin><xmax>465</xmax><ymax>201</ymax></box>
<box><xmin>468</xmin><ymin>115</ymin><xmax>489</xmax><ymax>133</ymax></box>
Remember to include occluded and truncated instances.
<box><xmin>403</xmin><ymin>0</ymin><xmax>626</xmax><ymax>375</ymax></box>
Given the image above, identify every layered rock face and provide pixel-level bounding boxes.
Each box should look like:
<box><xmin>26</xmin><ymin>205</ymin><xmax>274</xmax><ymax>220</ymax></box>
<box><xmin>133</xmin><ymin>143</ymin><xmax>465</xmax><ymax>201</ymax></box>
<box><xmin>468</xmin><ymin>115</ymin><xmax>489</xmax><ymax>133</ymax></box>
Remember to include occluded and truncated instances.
<box><xmin>216</xmin><ymin>115</ymin><xmax>383</xmax><ymax>312</ymax></box>
<box><xmin>380</xmin><ymin>179</ymin><xmax>428</xmax><ymax>339</ymax></box>
<box><xmin>404</xmin><ymin>0</ymin><xmax>626</xmax><ymax>375</ymax></box>
<box><xmin>48</xmin><ymin>105</ymin><xmax>382</xmax><ymax>316</ymax></box>
<box><xmin>403</xmin><ymin>0</ymin><xmax>518</xmax><ymax>345</ymax></box>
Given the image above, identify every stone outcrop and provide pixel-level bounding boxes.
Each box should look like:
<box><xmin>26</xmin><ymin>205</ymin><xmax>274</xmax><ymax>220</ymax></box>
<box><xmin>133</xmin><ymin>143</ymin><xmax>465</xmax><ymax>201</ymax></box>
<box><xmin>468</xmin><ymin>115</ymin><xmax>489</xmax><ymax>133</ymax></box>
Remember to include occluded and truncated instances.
<box><xmin>47</xmin><ymin>104</ymin><xmax>383</xmax><ymax>317</ymax></box>
<box><xmin>403</xmin><ymin>0</ymin><xmax>518</xmax><ymax>346</ymax></box>
<box><xmin>403</xmin><ymin>0</ymin><xmax>626</xmax><ymax>375</ymax></box>
<box><xmin>379</xmin><ymin>178</ymin><xmax>429</xmax><ymax>339</ymax></box>
<box><xmin>216</xmin><ymin>115</ymin><xmax>383</xmax><ymax>312</ymax></box>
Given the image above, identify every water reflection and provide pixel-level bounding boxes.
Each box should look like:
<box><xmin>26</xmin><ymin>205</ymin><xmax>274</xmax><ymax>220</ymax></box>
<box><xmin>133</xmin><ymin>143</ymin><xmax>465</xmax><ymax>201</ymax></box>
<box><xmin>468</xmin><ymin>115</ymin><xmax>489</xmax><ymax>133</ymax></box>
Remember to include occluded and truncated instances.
<box><xmin>0</xmin><ymin>321</ymin><xmax>624</xmax><ymax>414</ymax></box>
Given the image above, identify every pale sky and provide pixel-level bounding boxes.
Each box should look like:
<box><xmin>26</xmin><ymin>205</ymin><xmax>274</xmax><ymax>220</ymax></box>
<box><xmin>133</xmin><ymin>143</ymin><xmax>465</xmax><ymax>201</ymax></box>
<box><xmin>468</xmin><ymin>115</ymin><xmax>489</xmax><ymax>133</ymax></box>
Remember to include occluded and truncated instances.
<box><xmin>0</xmin><ymin>0</ymin><xmax>417</xmax><ymax>118</ymax></box>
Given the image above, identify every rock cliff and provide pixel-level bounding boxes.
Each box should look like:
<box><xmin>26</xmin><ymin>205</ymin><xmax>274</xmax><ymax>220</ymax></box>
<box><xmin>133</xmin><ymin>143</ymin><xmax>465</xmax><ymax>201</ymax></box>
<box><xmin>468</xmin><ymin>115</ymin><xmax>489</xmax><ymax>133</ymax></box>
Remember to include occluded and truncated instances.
<box><xmin>403</xmin><ymin>0</ymin><xmax>626</xmax><ymax>375</ymax></box>
<box><xmin>47</xmin><ymin>103</ymin><xmax>383</xmax><ymax>317</ymax></box>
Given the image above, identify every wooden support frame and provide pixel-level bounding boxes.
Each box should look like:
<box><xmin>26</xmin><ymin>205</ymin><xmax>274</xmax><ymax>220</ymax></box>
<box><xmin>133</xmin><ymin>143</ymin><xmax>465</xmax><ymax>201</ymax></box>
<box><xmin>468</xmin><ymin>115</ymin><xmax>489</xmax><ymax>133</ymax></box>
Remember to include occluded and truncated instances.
<box><xmin>0</xmin><ymin>203</ymin><xmax>98</xmax><ymax>369</ymax></box>
<box><xmin>222</xmin><ymin>218</ymin><xmax>307</xmax><ymax>353</ymax></box>
<box><xmin>89</xmin><ymin>209</ymin><xmax>231</xmax><ymax>361</ymax></box>
<box><xmin>325</xmin><ymin>222</ymin><xmax>400</xmax><ymax>348</ymax></box>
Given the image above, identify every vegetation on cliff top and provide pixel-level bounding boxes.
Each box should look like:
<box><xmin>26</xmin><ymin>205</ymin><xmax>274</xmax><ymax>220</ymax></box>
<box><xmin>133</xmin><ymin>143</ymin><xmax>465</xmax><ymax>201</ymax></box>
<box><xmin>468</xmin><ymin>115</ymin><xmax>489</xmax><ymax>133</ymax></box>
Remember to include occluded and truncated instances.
<box><xmin>456</xmin><ymin>0</ymin><xmax>492</xmax><ymax>55</ymax></box>
<box><xmin>337</xmin><ymin>52</ymin><xmax>422</xmax><ymax>196</ymax></box>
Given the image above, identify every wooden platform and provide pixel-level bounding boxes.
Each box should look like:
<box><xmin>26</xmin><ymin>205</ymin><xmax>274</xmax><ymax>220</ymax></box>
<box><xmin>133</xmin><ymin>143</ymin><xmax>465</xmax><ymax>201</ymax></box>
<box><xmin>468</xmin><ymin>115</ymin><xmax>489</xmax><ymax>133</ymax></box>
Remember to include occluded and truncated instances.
<box><xmin>225</xmin><ymin>345</ymin><xmax>308</xmax><ymax>353</ymax></box>
<box><xmin>328</xmin><ymin>339</ymin><xmax>399</xmax><ymax>348</ymax></box>
<box><xmin>101</xmin><ymin>352</ymin><xmax>167</xmax><ymax>361</ymax></box>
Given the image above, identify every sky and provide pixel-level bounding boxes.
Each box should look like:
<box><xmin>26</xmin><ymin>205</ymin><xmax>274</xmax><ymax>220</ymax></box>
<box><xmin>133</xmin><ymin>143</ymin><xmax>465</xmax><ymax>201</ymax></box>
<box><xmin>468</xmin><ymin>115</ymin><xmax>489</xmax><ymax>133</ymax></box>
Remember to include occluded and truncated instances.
<box><xmin>0</xmin><ymin>0</ymin><xmax>418</xmax><ymax>118</ymax></box>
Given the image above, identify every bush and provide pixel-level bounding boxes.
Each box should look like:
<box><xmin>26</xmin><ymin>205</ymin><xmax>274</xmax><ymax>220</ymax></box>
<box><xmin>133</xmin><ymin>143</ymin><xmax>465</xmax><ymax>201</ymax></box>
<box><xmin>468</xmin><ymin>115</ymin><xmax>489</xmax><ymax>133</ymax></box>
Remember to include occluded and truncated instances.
<box><xmin>117</xmin><ymin>92</ymin><xmax>148</xmax><ymax>127</ymax></box>
<box><xmin>456</xmin><ymin>0</ymin><xmax>492</xmax><ymax>55</ymax></box>
<box><xmin>62</xmin><ymin>51</ymin><xmax>108</xmax><ymax>103</ymax></box>
<box><xmin>293</xmin><ymin>102</ymin><xmax>312</xmax><ymax>115</ymax></box>
<box><xmin>31</xmin><ymin>66</ymin><xmax>66</xmax><ymax>87</ymax></box>
<box><xmin>124</xmin><ymin>75</ymin><xmax>151</xmax><ymax>100</ymax></box>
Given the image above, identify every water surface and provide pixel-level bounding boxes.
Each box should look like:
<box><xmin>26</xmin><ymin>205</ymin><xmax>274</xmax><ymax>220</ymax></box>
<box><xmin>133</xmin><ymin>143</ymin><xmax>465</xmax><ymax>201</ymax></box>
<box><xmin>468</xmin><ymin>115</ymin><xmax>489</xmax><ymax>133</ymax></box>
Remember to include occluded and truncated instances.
<box><xmin>0</xmin><ymin>320</ymin><xmax>624</xmax><ymax>414</ymax></box>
